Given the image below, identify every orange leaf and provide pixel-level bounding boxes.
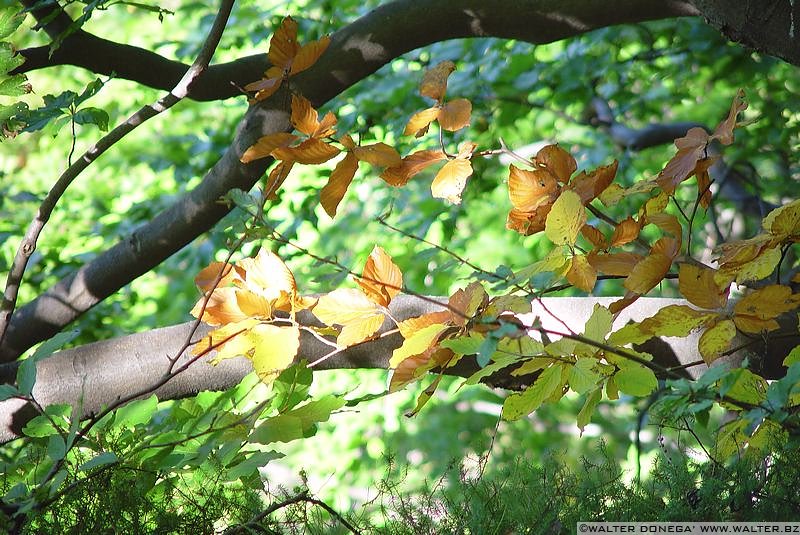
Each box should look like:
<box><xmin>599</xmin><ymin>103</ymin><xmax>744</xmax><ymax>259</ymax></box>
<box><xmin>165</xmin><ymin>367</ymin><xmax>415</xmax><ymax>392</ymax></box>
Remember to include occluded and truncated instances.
<box><xmin>356</xmin><ymin>245</ymin><xmax>403</xmax><ymax>307</ymax></box>
<box><xmin>320</xmin><ymin>152</ymin><xmax>358</xmax><ymax>217</ymax></box>
<box><xmin>380</xmin><ymin>149</ymin><xmax>446</xmax><ymax>186</ymax></box>
<box><xmin>431</xmin><ymin>158</ymin><xmax>473</xmax><ymax>204</ymax></box>
<box><xmin>353</xmin><ymin>142</ymin><xmax>402</xmax><ymax>168</ymax></box>
<box><xmin>194</xmin><ymin>262</ymin><xmax>241</xmax><ymax>292</ymax></box>
<box><xmin>507</xmin><ymin>165</ymin><xmax>559</xmax><ymax>212</ymax></box>
<box><xmin>506</xmin><ymin>205</ymin><xmax>551</xmax><ymax>236</ymax></box>
<box><xmin>657</xmin><ymin>127</ymin><xmax>709</xmax><ymax>194</ymax></box>
<box><xmin>678</xmin><ymin>263</ymin><xmax>728</xmax><ymax>310</ymax></box>
<box><xmin>712</xmin><ymin>89</ymin><xmax>747</xmax><ymax>145</ymax></box>
<box><xmin>610</xmin><ymin>217</ymin><xmax>640</xmax><ymax>247</ymax></box>
<box><xmin>695</xmin><ymin>157</ymin><xmax>716</xmax><ymax>209</ymax></box>
<box><xmin>193</xmin><ymin>319</ymin><xmax>258</xmax><ymax>358</ymax></box>
<box><xmin>651</xmin><ymin>237</ymin><xmax>680</xmax><ymax>260</ymax></box>
<box><xmin>420</xmin><ymin>60</ymin><xmax>455</xmax><ymax>101</ymax></box>
<box><xmin>535</xmin><ymin>144</ymin><xmax>576</xmax><ymax>184</ymax></box>
<box><xmin>264</xmin><ymin>160</ymin><xmax>294</xmax><ymax>198</ymax></box>
<box><xmin>403</xmin><ymin>107</ymin><xmax>440</xmax><ymax>138</ymax></box>
<box><xmin>244</xmin><ymin>75</ymin><xmax>283</xmax><ymax>102</ymax></box>
<box><xmin>273</xmin><ymin>138</ymin><xmax>340</xmax><ymax>165</ymax></box>
<box><xmin>587</xmin><ymin>252</ymin><xmax>643</xmax><ymax>277</ymax></box>
<box><xmin>567</xmin><ymin>255</ymin><xmax>597</xmax><ymax>292</ymax></box>
<box><xmin>438</xmin><ymin>98</ymin><xmax>471</xmax><ymax>131</ymax></box>
<box><xmin>646</xmin><ymin>212</ymin><xmax>682</xmax><ymax>243</ymax></box>
<box><xmin>241</xmin><ymin>132</ymin><xmax>297</xmax><ymax>163</ymax></box>
<box><xmin>192</xmin><ymin>287</ymin><xmax>253</xmax><ymax>325</ymax></box>
<box><xmin>268</xmin><ymin>17</ymin><xmax>300</xmax><ymax>69</ymax></box>
<box><xmin>569</xmin><ymin>160</ymin><xmax>618</xmax><ymax>204</ymax></box>
<box><xmin>449</xmin><ymin>282</ymin><xmax>488</xmax><ymax>327</ymax></box>
<box><xmin>290</xmin><ymin>94</ymin><xmax>318</xmax><ymax>137</ymax></box>
<box><xmin>624</xmin><ymin>253</ymin><xmax>673</xmax><ymax>294</ymax></box>
<box><xmin>581</xmin><ymin>224</ymin><xmax>608</xmax><ymax>249</ymax></box>
<box><xmin>290</xmin><ymin>35</ymin><xmax>330</xmax><ymax>75</ymax></box>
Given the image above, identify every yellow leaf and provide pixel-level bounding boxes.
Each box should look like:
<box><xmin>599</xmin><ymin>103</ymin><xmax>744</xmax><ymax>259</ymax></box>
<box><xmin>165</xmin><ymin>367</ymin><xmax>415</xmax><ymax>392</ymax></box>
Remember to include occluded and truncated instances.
<box><xmin>646</xmin><ymin>212</ymin><xmax>682</xmax><ymax>244</ymax></box>
<box><xmin>420</xmin><ymin>60</ymin><xmax>455</xmax><ymax>101</ymax></box>
<box><xmin>241</xmin><ymin>132</ymin><xmax>297</xmax><ymax>163</ymax></box>
<box><xmin>678</xmin><ymin>263</ymin><xmax>728</xmax><ymax>309</ymax></box>
<box><xmin>273</xmin><ymin>138</ymin><xmax>340</xmax><ymax>165</ymax></box>
<box><xmin>734</xmin><ymin>285</ymin><xmax>800</xmax><ymax>320</ymax></box>
<box><xmin>438</xmin><ymin>98</ymin><xmax>471</xmax><ymax>131</ymax></box>
<box><xmin>192</xmin><ymin>287</ymin><xmax>253</xmax><ymax>325</ymax></box>
<box><xmin>763</xmin><ymin>199</ymin><xmax>800</xmax><ymax>238</ymax></box>
<box><xmin>508</xmin><ymin>165</ymin><xmax>559</xmax><ymax>213</ymax></box>
<box><xmin>431</xmin><ymin>158</ymin><xmax>472</xmax><ymax>204</ymax></box>
<box><xmin>314</xmin><ymin>287</ymin><xmax>382</xmax><ymax>325</ymax></box>
<box><xmin>337</xmin><ymin>313</ymin><xmax>386</xmax><ymax>347</ymax></box>
<box><xmin>353</xmin><ymin>142</ymin><xmax>402</xmax><ymax>168</ymax></box>
<box><xmin>545</xmin><ymin>190</ymin><xmax>586</xmax><ymax>246</ymax></box>
<box><xmin>598</xmin><ymin>183</ymin><xmax>624</xmax><ymax>206</ymax></box>
<box><xmin>397</xmin><ymin>311</ymin><xmax>453</xmax><ymax>338</ymax></box>
<box><xmin>380</xmin><ymin>149</ymin><xmax>446</xmax><ymax>186</ymax></box>
<box><xmin>194</xmin><ymin>262</ymin><xmax>241</xmax><ymax>292</ymax></box>
<box><xmin>566</xmin><ymin>254</ymin><xmax>596</xmax><ymax>292</ymax></box>
<box><xmin>290</xmin><ymin>35</ymin><xmax>330</xmax><ymax>75</ymax></box>
<box><xmin>535</xmin><ymin>144</ymin><xmax>576</xmax><ymax>183</ymax></box>
<box><xmin>714</xmin><ymin>234</ymin><xmax>771</xmax><ymax>266</ymax></box>
<box><xmin>448</xmin><ymin>281</ymin><xmax>488</xmax><ymax>326</ymax></box>
<box><xmin>356</xmin><ymin>245</ymin><xmax>403</xmax><ymax>307</ymax></box>
<box><xmin>699</xmin><ymin>319</ymin><xmax>736</xmax><ymax>364</ymax></box>
<box><xmin>638</xmin><ymin>304</ymin><xmax>718</xmax><ymax>338</ymax></box>
<box><xmin>624</xmin><ymin>252</ymin><xmax>672</xmax><ymax>294</ymax></box>
<box><xmin>320</xmin><ymin>152</ymin><xmax>359</xmax><ymax>217</ymax></box>
<box><xmin>610</xmin><ymin>216</ymin><xmax>640</xmax><ymax>247</ymax></box>
<box><xmin>403</xmin><ymin>107</ymin><xmax>440</xmax><ymax>137</ymax></box>
<box><xmin>239</xmin><ymin>249</ymin><xmax>297</xmax><ymax>306</ymax></box>
<box><xmin>194</xmin><ymin>319</ymin><xmax>258</xmax><ymax>359</ymax></box>
<box><xmin>390</xmin><ymin>323</ymin><xmax>449</xmax><ymax>368</ymax></box>
<box><xmin>390</xmin><ymin>347</ymin><xmax>452</xmax><ymax>392</ymax></box>
<box><xmin>248</xmin><ymin>324</ymin><xmax>300</xmax><ymax>383</ymax></box>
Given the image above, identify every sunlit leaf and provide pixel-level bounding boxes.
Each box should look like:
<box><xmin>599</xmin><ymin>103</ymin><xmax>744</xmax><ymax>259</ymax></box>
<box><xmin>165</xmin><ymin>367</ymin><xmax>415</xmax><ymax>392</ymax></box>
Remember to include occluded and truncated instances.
<box><xmin>290</xmin><ymin>35</ymin><xmax>330</xmax><ymax>75</ymax></box>
<box><xmin>624</xmin><ymin>252</ymin><xmax>672</xmax><ymax>294</ymax></box>
<box><xmin>273</xmin><ymin>137</ymin><xmax>340</xmax><ymax>165</ymax></box>
<box><xmin>313</xmin><ymin>288</ymin><xmax>385</xmax><ymax>346</ymax></box>
<box><xmin>501</xmin><ymin>364</ymin><xmax>562</xmax><ymax>420</ymax></box>
<box><xmin>420</xmin><ymin>60</ymin><xmax>455</xmax><ymax>101</ymax></box>
<box><xmin>733</xmin><ymin>285</ymin><xmax>800</xmax><ymax>321</ymax></box>
<box><xmin>241</xmin><ymin>132</ymin><xmax>296</xmax><ymax>163</ymax></box>
<box><xmin>194</xmin><ymin>262</ymin><xmax>240</xmax><ymax>292</ymax></box>
<box><xmin>356</xmin><ymin>245</ymin><xmax>403</xmax><ymax>307</ymax></box>
<box><xmin>250</xmin><ymin>395</ymin><xmax>344</xmax><ymax>445</ymax></box>
<box><xmin>569</xmin><ymin>160</ymin><xmax>618</xmax><ymax>204</ymax></box>
<box><xmin>321</xmin><ymin>152</ymin><xmax>358</xmax><ymax>217</ymax></box>
<box><xmin>389</xmin><ymin>323</ymin><xmax>449</xmax><ymax>368</ymax></box>
<box><xmin>438</xmin><ymin>98</ymin><xmax>471</xmax><ymax>131</ymax></box>
<box><xmin>545</xmin><ymin>190</ymin><xmax>585</xmax><ymax>246</ymax></box>
<box><xmin>535</xmin><ymin>144</ymin><xmax>576</xmax><ymax>183</ymax></box>
<box><xmin>614</xmin><ymin>364</ymin><xmax>657</xmax><ymax>396</ymax></box>
<box><xmin>698</xmin><ymin>319</ymin><xmax>736</xmax><ymax>364</ymax></box>
<box><xmin>380</xmin><ymin>149</ymin><xmax>446</xmax><ymax>186</ymax></box>
<box><xmin>403</xmin><ymin>107</ymin><xmax>439</xmax><ymax>137</ymax></box>
<box><xmin>352</xmin><ymin>142</ymin><xmax>402</xmax><ymax>168</ymax></box>
<box><xmin>569</xmin><ymin>358</ymin><xmax>601</xmax><ymax>394</ymax></box>
<box><xmin>431</xmin><ymin>158</ymin><xmax>472</xmax><ymax>204</ymax></box>
<box><xmin>508</xmin><ymin>165</ymin><xmax>558</xmax><ymax>212</ymax></box>
<box><xmin>248</xmin><ymin>324</ymin><xmax>300</xmax><ymax>383</ymax></box>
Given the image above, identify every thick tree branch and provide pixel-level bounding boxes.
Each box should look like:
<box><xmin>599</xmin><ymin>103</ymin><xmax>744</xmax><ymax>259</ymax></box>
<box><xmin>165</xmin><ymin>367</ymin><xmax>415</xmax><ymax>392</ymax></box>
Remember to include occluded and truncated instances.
<box><xmin>15</xmin><ymin>0</ymin><xmax>700</xmax><ymax>101</ymax></box>
<box><xmin>2</xmin><ymin>295</ymin><xmax>794</xmax><ymax>444</ymax></box>
<box><xmin>0</xmin><ymin>0</ymin><xmax>701</xmax><ymax>362</ymax></box>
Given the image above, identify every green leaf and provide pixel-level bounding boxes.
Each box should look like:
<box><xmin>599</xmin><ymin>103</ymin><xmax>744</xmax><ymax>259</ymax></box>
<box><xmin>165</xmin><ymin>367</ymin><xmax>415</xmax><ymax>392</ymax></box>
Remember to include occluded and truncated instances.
<box><xmin>0</xmin><ymin>9</ymin><xmax>26</xmax><ymax>40</ymax></box>
<box><xmin>115</xmin><ymin>395</ymin><xmax>158</xmax><ymax>428</ymax></box>
<box><xmin>502</xmin><ymin>364</ymin><xmax>562</xmax><ymax>420</ymax></box>
<box><xmin>0</xmin><ymin>384</ymin><xmax>19</xmax><ymax>401</ymax></box>
<box><xmin>569</xmin><ymin>358</ymin><xmax>601</xmax><ymax>394</ymax></box>
<box><xmin>577</xmin><ymin>387</ymin><xmax>602</xmax><ymax>432</ymax></box>
<box><xmin>460</xmin><ymin>353</ymin><xmax>519</xmax><ymax>387</ymax></box>
<box><xmin>440</xmin><ymin>333</ymin><xmax>484</xmax><ymax>356</ymax></box>
<box><xmin>79</xmin><ymin>452</ymin><xmax>118</xmax><ymax>472</ymax></box>
<box><xmin>249</xmin><ymin>395</ymin><xmax>345</xmax><ymax>445</ymax></box>
<box><xmin>73</xmin><ymin>106</ymin><xmax>109</xmax><ymax>131</ymax></box>
<box><xmin>225</xmin><ymin>450</ymin><xmax>284</xmax><ymax>481</ymax></box>
<box><xmin>0</xmin><ymin>74</ymin><xmax>30</xmax><ymax>97</ymax></box>
<box><xmin>0</xmin><ymin>43</ymin><xmax>24</xmax><ymax>74</ymax></box>
<box><xmin>614</xmin><ymin>364</ymin><xmax>657</xmax><ymax>396</ymax></box>
<box><xmin>783</xmin><ymin>344</ymin><xmax>800</xmax><ymax>367</ymax></box>
<box><xmin>47</xmin><ymin>434</ymin><xmax>66</xmax><ymax>461</ymax></box>
<box><xmin>273</xmin><ymin>362</ymin><xmax>313</xmax><ymax>412</ymax></box>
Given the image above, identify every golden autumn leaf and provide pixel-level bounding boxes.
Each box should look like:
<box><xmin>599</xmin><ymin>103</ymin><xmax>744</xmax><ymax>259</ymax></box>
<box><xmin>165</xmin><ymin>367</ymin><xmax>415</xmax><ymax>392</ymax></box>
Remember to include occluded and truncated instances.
<box><xmin>290</xmin><ymin>35</ymin><xmax>331</xmax><ymax>76</ymax></box>
<box><xmin>248</xmin><ymin>323</ymin><xmax>301</xmax><ymax>383</ymax></box>
<box><xmin>291</xmin><ymin>95</ymin><xmax>337</xmax><ymax>138</ymax></box>
<box><xmin>389</xmin><ymin>323</ymin><xmax>449</xmax><ymax>368</ymax></box>
<box><xmin>507</xmin><ymin>165</ymin><xmax>559</xmax><ymax>212</ymax></box>
<box><xmin>313</xmin><ymin>288</ymin><xmax>385</xmax><ymax>347</ymax></box>
<box><xmin>763</xmin><ymin>199</ymin><xmax>800</xmax><ymax>239</ymax></box>
<box><xmin>714</xmin><ymin>234</ymin><xmax>772</xmax><ymax>267</ymax></box>
<box><xmin>712</xmin><ymin>88</ymin><xmax>747</xmax><ymax>145</ymax></box>
<box><xmin>545</xmin><ymin>190</ymin><xmax>586</xmax><ymax>246</ymax></box>
<box><xmin>403</xmin><ymin>107</ymin><xmax>440</xmax><ymax>137</ymax></box>
<box><xmin>646</xmin><ymin>212</ymin><xmax>683</xmax><ymax>244</ymax></box>
<box><xmin>352</xmin><ymin>142</ymin><xmax>402</xmax><ymax>168</ymax></box>
<box><xmin>195</xmin><ymin>319</ymin><xmax>259</xmax><ymax>359</ymax></box>
<box><xmin>695</xmin><ymin>157</ymin><xmax>716</xmax><ymax>209</ymax></box>
<box><xmin>389</xmin><ymin>347</ymin><xmax>451</xmax><ymax>393</ymax></box>
<box><xmin>420</xmin><ymin>60</ymin><xmax>456</xmax><ymax>101</ymax></box>
<box><xmin>194</xmin><ymin>262</ymin><xmax>241</xmax><ymax>293</ymax></box>
<box><xmin>568</xmin><ymin>160</ymin><xmax>618</xmax><ymax>204</ymax></box>
<box><xmin>449</xmin><ymin>281</ymin><xmax>488</xmax><ymax>326</ymax></box>
<box><xmin>267</xmin><ymin>16</ymin><xmax>300</xmax><ymax>69</ymax></box>
<box><xmin>240</xmin><ymin>132</ymin><xmax>297</xmax><ymax>163</ymax></box>
<box><xmin>657</xmin><ymin>127</ymin><xmax>709</xmax><ymax>194</ymax></box>
<box><xmin>581</xmin><ymin>224</ymin><xmax>608</xmax><ymax>249</ymax></box>
<box><xmin>320</xmin><ymin>152</ymin><xmax>359</xmax><ymax>217</ymax></box>
<box><xmin>732</xmin><ymin>246</ymin><xmax>782</xmax><ymax>284</ymax></box>
<box><xmin>535</xmin><ymin>144</ymin><xmax>576</xmax><ymax>183</ymax></box>
<box><xmin>192</xmin><ymin>288</ymin><xmax>255</xmax><ymax>325</ymax></box>
<box><xmin>678</xmin><ymin>263</ymin><xmax>728</xmax><ymax>310</ymax></box>
<box><xmin>733</xmin><ymin>285</ymin><xmax>800</xmax><ymax>322</ymax></box>
<box><xmin>438</xmin><ymin>98</ymin><xmax>472</xmax><ymax>131</ymax></box>
<box><xmin>239</xmin><ymin>249</ymin><xmax>297</xmax><ymax>304</ymax></box>
<box><xmin>273</xmin><ymin>137</ymin><xmax>340</xmax><ymax>165</ymax></box>
<box><xmin>380</xmin><ymin>149</ymin><xmax>446</xmax><ymax>186</ymax></box>
<box><xmin>264</xmin><ymin>160</ymin><xmax>294</xmax><ymax>198</ymax></box>
<box><xmin>431</xmin><ymin>158</ymin><xmax>473</xmax><ymax>204</ymax></box>
<box><xmin>506</xmin><ymin>205</ymin><xmax>551</xmax><ymax>236</ymax></box>
<box><xmin>567</xmin><ymin>254</ymin><xmax>597</xmax><ymax>292</ymax></box>
<box><xmin>610</xmin><ymin>216</ymin><xmax>640</xmax><ymax>247</ymax></box>
<box><xmin>587</xmin><ymin>252</ymin><xmax>643</xmax><ymax>276</ymax></box>
<box><xmin>699</xmin><ymin>319</ymin><xmax>736</xmax><ymax>364</ymax></box>
<box><xmin>624</xmin><ymin>252</ymin><xmax>673</xmax><ymax>294</ymax></box>
<box><xmin>356</xmin><ymin>245</ymin><xmax>403</xmax><ymax>307</ymax></box>
<box><xmin>397</xmin><ymin>311</ymin><xmax>453</xmax><ymax>338</ymax></box>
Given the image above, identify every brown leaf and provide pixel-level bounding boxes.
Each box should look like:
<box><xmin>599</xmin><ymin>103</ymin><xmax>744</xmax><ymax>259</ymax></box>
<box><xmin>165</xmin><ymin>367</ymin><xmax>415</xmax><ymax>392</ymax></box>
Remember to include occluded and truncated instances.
<box><xmin>678</xmin><ymin>263</ymin><xmax>728</xmax><ymax>310</ymax></box>
<box><xmin>241</xmin><ymin>132</ymin><xmax>297</xmax><ymax>163</ymax></box>
<box><xmin>610</xmin><ymin>216</ymin><xmax>640</xmax><ymax>247</ymax></box>
<box><xmin>268</xmin><ymin>17</ymin><xmax>300</xmax><ymax>69</ymax></box>
<box><xmin>438</xmin><ymin>98</ymin><xmax>471</xmax><ymax>131</ymax></box>
<box><xmin>290</xmin><ymin>35</ymin><xmax>330</xmax><ymax>75</ymax></box>
<box><xmin>535</xmin><ymin>144</ymin><xmax>577</xmax><ymax>184</ymax></box>
<box><xmin>403</xmin><ymin>107</ymin><xmax>440</xmax><ymax>138</ymax></box>
<box><xmin>624</xmin><ymin>253</ymin><xmax>673</xmax><ymax>294</ymax></box>
<box><xmin>569</xmin><ymin>160</ymin><xmax>618</xmax><ymax>204</ymax></box>
<box><xmin>713</xmin><ymin>89</ymin><xmax>747</xmax><ymax>145</ymax></box>
<box><xmin>320</xmin><ymin>153</ymin><xmax>359</xmax><ymax>217</ymax></box>
<box><xmin>273</xmin><ymin>138</ymin><xmax>340</xmax><ymax>165</ymax></box>
<box><xmin>380</xmin><ymin>149</ymin><xmax>446</xmax><ymax>186</ymax></box>
<box><xmin>587</xmin><ymin>252</ymin><xmax>643</xmax><ymax>276</ymax></box>
<box><xmin>567</xmin><ymin>255</ymin><xmax>597</xmax><ymax>292</ymax></box>
<box><xmin>420</xmin><ymin>60</ymin><xmax>456</xmax><ymax>101</ymax></box>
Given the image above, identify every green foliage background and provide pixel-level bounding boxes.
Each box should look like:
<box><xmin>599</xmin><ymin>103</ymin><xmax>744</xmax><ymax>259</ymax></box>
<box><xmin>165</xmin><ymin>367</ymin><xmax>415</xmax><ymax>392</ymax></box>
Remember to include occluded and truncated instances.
<box><xmin>1</xmin><ymin>0</ymin><xmax>798</xmax><ymax>530</ymax></box>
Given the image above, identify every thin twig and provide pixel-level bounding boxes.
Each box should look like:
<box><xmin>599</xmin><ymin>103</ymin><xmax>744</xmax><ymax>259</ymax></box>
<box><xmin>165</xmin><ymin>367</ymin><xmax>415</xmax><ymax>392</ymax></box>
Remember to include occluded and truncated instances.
<box><xmin>0</xmin><ymin>0</ymin><xmax>236</xmax><ymax>347</ymax></box>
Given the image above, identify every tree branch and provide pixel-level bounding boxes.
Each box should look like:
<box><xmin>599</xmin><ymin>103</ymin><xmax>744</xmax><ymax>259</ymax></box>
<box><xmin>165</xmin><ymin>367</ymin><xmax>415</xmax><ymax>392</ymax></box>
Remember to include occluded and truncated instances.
<box><xmin>0</xmin><ymin>0</ymin><xmax>701</xmax><ymax>362</ymax></box>
<box><xmin>1</xmin><ymin>295</ymin><xmax>796</xmax><ymax>444</ymax></box>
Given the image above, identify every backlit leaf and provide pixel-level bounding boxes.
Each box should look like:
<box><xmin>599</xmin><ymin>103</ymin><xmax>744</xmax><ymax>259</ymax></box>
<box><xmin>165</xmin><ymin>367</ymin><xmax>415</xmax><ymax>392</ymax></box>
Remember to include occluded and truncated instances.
<box><xmin>241</xmin><ymin>132</ymin><xmax>296</xmax><ymax>163</ymax></box>
<box><xmin>508</xmin><ymin>165</ymin><xmax>558</xmax><ymax>212</ymax></box>
<box><xmin>545</xmin><ymin>190</ymin><xmax>585</xmax><ymax>246</ymax></box>
<box><xmin>535</xmin><ymin>144</ymin><xmax>576</xmax><ymax>183</ymax></box>
<box><xmin>194</xmin><ymin>262</ymin><xmax>240</xmax><ymax>292</ymax></box>
<box><xmin>438</xmin><ymin>98</ymin><xmax>471</xmax><ymax>131</ymax></box>
<box><xmin>273</xmin><ymin>138</ymin><xmax>340</xmax><ymax>165</ymax></box>
<box><xmin>566</xmin><ymin>254</ymin><xmax>596</xmax><ymax>292</ymax></box>
<box><xmin>321</xmin><ymin>152</ymin><xmax>358</xmax><ymax>217</ymax></box>
<box><xmin>501</xmin><ymin>364</ymin><xmax>562</xmax><ymax>420</ymax></box>
<box><xmin>353</xmin><ymin>142</ymin><xmax>402</xmax><ymax>168</ymax></box>
<box><xmin>249</xmin><ymin>324</ymin><xmax>300</xmax><ymax>383</ymax></box>
<box><xmin>314</xmin><ymin>288</ymin><xmax>385</xmax><ymax>346</ymax></box>
<box><xmin>390</xmin><ymin>323</ymin><xmax>449</xmax><ymax>368</ymax></box>
<box><xmin>290</xmin><ymin>35</ymin><xmax>330</xmax><ymax>75</ymax></box>
<box><xmin>569</xmin><ymin>160</ymin><xmax>618</xmax><ymax>204</ymax></box>
<box><xmin>403</xmin><ymin>107</ymin><xmax>439</xmax><ymax>137</ymax></box>
<box><xmin>431</xmin><ymin>158</ymin><xmax>472</xmax><ymax>204</ymax></box>
<box><xmin>380</xmin><ymin>149</ymin><xmax>446</xmax><ymax>186</ymax></box>
<box><xmin>614</xmin><ymin>364</ymin><xmax>657</xmax><ymax>396</ymax></box>
<box><xmin>569</xmin><ymin>358</ymin><xmax>601</xmax><ymax>394</ymax></box>
<box><xmin>250</xmin><ymin>395</ymin><xmax>344</xmax><ymax>445</ymax></box>
<box><xmin>356</xmin><ymin>245</ymin><xmax>403</xmax><ymax>307</ymax></box>
<box><xmin>699</xmin><ymin>319</ymin><xmax>736</xmax><ymax>364</ymax></box>
<box><xmin>623</xmin><ymin>252</ymin><xmax>672</xmax><ymax>294</ymax></box>
<box><xmin>420</xmin><ymin>60</ymin><xmax>455</xmax><ymax>101</ymax></box>
<box><xmin>268</xmin><ymin>16</ymin><xmax>300</xmax><ymax>69</ymax></box>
